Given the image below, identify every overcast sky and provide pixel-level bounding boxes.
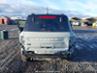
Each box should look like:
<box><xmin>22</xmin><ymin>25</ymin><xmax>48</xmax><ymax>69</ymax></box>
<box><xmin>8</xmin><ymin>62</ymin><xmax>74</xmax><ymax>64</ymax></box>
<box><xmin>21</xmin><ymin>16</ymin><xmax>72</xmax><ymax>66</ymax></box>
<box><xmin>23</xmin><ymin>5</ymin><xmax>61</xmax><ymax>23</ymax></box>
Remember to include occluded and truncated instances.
<box><xmin>0</xmin><ymin>0</ymin><xmax>97</xmax><ymax>17</ymax></box>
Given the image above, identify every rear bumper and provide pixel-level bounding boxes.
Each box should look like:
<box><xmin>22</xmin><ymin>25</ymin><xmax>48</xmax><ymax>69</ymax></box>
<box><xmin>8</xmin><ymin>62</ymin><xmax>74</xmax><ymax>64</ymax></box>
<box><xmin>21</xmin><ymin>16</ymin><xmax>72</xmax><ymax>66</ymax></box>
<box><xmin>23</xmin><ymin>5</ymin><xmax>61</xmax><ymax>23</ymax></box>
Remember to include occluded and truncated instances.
<box><xmin>21</xmin><ymin>49</ymin><xmax>71</xmax><ymax>59</ymax></box>
<box><xmin>21</xmin><ymin>48</ymin><xmax>69</xmax><ymax>54</ymax></box>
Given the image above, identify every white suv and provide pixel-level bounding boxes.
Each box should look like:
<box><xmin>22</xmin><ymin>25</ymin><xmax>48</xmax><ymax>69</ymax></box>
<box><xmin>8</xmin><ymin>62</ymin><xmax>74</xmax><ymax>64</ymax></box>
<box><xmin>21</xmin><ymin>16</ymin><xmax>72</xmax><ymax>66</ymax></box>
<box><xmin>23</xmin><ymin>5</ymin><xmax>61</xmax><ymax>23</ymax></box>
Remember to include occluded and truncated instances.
<box><xmin>19</xmin><ymin>14</ymin><xmax>73</xmax><ymax>61</ymax></box>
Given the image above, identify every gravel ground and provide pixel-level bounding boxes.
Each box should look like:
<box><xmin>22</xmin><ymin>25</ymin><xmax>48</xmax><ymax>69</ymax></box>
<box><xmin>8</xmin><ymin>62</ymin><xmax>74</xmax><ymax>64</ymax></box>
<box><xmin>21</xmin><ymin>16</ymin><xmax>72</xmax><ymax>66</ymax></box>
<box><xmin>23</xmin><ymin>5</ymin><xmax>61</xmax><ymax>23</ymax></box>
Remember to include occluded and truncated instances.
<box><xmin>0</xmin><ymin>25</ymin><xmax>21</xmax><ymax>73</ymax></box>
<box><xmin>0</xmin><ymin>39</ymin><xmax>21</xmax><ymax>73</ymax></box>
<box><xmin>1</xmin><ymin>25</ymin><xmax>97</xmax><ymax>73</ymax></box>
<box><xmin>0</xmin><ymin>25</ymin><xmax>18</xmax><ymax>31</ymax></box>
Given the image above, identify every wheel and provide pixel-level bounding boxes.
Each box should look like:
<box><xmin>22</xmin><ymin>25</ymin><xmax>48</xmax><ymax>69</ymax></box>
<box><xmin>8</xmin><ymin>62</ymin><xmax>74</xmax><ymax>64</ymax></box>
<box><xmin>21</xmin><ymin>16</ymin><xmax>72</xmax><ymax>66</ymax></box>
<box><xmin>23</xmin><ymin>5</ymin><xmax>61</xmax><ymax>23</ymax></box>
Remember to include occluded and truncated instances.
<box><xmin>21</xmin><ymin>54</ymin><xmax>33</xmax><ymax>62</ymax></box>
<box><xmin>21</xmin><ymin>54</ymin><xmax>28</xmax><ymax>62</ymax></box>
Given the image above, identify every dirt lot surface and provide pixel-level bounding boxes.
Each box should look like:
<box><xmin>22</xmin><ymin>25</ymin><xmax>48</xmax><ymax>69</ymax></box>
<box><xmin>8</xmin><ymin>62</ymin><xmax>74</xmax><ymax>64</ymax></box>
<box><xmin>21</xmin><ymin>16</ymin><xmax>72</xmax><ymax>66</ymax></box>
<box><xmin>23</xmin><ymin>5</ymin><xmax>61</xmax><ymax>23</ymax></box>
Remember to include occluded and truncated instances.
<box><xmin>0</xmin><ymin>25</ymin><xmax>97</xmax><ymax>73</ymax></box>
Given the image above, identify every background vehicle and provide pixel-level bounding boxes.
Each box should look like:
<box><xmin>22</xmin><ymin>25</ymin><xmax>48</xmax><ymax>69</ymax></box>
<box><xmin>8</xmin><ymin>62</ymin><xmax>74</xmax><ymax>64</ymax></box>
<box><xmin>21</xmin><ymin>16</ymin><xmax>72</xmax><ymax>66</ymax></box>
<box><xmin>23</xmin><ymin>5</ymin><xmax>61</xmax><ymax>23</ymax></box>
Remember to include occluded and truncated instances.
<box><xmin>19</xmin><ymin>14</ymin><xmax>74</xmax><ymax>61</ymax></box>
<box><xmin>15</xmin><ymin>19</ymin><xmax>26</xmax><ymax>32</ymax></box>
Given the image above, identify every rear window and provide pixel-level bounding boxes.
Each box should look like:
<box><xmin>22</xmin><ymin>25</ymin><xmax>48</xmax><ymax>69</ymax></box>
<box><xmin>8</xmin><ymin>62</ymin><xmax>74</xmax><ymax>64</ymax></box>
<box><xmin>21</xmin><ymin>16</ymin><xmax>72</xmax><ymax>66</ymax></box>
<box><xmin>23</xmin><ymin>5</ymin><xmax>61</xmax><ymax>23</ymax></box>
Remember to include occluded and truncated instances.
<box><xmin>24</xmin><ymin>15</ymin><xmax>70</xmax><ymax>32</ymax></box>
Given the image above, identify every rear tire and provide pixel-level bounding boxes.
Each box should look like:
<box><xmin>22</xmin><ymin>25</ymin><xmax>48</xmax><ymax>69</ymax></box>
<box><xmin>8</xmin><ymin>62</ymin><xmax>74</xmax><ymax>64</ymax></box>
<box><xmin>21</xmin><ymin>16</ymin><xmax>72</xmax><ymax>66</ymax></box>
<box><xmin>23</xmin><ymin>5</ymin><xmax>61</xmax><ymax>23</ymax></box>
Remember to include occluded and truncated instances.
<box><xmin>21</xmin><ymin>54</ymin><xmax>27</xmax><ymax>62</ymax></box>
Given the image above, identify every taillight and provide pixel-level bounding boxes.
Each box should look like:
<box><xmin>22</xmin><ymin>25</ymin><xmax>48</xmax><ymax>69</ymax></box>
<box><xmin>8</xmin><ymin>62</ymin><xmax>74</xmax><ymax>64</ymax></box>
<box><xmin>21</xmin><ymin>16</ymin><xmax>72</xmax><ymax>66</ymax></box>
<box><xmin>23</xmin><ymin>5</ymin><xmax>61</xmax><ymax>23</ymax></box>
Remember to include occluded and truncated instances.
<box><xmin>38</xmin><ymin>16</ymin><xmax>56</xmax><ymax>19</ymax></box>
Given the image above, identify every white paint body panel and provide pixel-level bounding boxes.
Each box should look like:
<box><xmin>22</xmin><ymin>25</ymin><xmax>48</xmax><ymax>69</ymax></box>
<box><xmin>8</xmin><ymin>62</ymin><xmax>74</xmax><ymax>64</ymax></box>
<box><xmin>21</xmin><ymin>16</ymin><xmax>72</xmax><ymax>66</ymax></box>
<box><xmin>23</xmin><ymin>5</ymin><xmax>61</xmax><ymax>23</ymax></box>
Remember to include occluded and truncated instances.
<box><xmin>20</xmin><ymin>32</ymin><xmax>70</xmax><ymax>54</ymax></box>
